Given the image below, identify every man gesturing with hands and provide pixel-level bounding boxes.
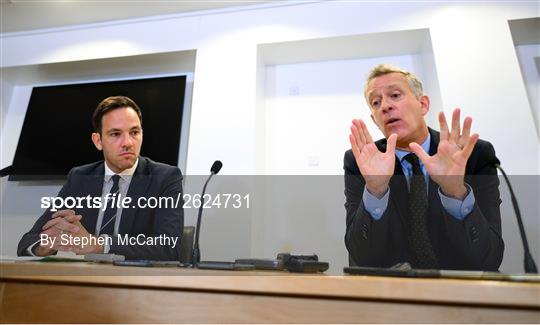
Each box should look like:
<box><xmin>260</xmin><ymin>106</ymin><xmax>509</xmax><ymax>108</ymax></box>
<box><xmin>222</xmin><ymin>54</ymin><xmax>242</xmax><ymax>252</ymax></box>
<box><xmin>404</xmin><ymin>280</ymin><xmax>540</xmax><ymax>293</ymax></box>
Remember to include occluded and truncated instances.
<box><xmin>344</xmin><ymin>64</ymin><xmax>504</xmax><ymax>270</ymax></box>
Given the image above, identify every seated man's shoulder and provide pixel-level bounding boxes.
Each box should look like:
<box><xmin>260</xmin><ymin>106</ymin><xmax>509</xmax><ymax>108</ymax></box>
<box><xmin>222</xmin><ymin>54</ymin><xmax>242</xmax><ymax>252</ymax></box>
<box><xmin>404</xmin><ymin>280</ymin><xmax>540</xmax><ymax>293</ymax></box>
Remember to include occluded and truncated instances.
<box><xmin>469</xmin><ymin>138</ymin><xmax>497</xmax><ymax>163</ymax></box>
<box><xmin>465</xmin><ymin>138</ymin><xmax>499</xmax><ymax>175</ymax></box>
<box><xmin>344</xmin><ymin>148</ymin><xmax>354</xmax><ymax>160</ymax></box>
<box><xmin>474</xmin><ymin>138</ymin><xmax>495</xmax><ymax>153</ymax></box>
<box><xmin>141</xmin><ymin>157</ymin><xmax>182</xmax><ymax>176</ymax></box>
<box><xmin>69</xmin><ymin>160</ymin><xmax>105</xmax><ymax>175</ymax></box>
<box><xmin>343</xmin><ymin>149</ymin><xmax>356</xmax><ymax>172</ymax></box>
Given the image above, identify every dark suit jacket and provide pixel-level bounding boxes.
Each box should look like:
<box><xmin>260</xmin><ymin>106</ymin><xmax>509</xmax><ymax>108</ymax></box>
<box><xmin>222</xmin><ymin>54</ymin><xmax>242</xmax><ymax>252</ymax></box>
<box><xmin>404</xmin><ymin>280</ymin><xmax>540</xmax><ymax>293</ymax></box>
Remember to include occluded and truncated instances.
<box><xmin>344</xmin><ymin>128</ymin><xmax>504</xmax><ymax>271</ymax></box>
<box><xmin>18</xmin><ymin>156</ymin><xmax>184</xmax><ymax>261</ymax></box>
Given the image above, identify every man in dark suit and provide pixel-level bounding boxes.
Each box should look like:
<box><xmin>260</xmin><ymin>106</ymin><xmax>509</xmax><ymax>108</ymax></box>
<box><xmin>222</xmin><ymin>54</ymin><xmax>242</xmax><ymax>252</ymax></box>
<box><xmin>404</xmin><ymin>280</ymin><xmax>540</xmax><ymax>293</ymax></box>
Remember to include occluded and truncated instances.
<box><xmin>18</xmin><ymin>96</ymin><xmax>183</xmax><ymax>260</ymax></box>
<box><xmin>345</xmin><ymin>64</ymin><xmax>504</xmax><ymax>271</ymax></box>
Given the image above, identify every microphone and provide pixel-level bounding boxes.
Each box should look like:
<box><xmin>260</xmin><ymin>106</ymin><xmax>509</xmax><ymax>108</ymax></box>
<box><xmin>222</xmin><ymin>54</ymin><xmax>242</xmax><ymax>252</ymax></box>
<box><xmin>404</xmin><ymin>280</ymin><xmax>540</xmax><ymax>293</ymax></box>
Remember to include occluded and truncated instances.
<box><xmin>0</xmin><ymin>165</ymin><xmax>14</xmax><ymax>178</ymax></box>
<box><xmin>210</xmin><ymin>160</ymin><xmax>223</xmax><ymax>174</ymax></box>
<box><xmin>191</xmin><ymin>160</ymin><xmax>222</xmax><ymax>266</ymax></box>
<box><xmin>494</xmin><ymin>162</ymin><xmax>538</xmax><ymax>273</ymax></box>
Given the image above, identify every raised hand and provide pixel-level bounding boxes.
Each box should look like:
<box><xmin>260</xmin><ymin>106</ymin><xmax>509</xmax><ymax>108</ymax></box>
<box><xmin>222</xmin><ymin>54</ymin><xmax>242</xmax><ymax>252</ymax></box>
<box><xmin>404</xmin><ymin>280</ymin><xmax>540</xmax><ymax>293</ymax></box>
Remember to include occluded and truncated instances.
<box><xmin>409</xmin><ymin>108</ymin><xmax>478</xmax><ymax>200</ymax></box>
<box><xmin>349</xmin><ymin>119</ymin><xmax>397</xmax><ymax>198</ymax></box>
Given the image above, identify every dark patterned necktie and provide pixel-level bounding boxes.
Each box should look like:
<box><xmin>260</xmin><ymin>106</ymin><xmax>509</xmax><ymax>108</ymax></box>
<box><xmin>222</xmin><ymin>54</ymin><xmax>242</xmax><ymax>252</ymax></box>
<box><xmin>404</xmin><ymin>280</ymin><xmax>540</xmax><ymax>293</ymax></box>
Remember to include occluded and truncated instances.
<box><xmin>403</xmin><ymin>154</ymin><xmax>438</xmax><ymax>269</ymax></box>
<box><xmin>99</xmin><ymin>174</ymin><xmax>120</xmax><ymax>236</ymax></box>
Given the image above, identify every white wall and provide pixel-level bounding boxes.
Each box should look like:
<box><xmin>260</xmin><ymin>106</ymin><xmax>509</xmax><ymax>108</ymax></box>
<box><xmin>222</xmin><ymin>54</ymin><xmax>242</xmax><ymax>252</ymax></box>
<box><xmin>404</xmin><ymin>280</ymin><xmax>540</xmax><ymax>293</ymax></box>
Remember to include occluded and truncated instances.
<box><xmin>515</xmin><ymin>44</ymin><xmax>540</xmax><ymax>140</ymax></box>
<box><xmin>1</xmin><ymin>1</ymin><xmax>539</xmax><ymax>273</ymax></box>
<box><xmin>263</xmin><ymin>55</ymin><xmax>427</xmax><ymax>175</ymax></box>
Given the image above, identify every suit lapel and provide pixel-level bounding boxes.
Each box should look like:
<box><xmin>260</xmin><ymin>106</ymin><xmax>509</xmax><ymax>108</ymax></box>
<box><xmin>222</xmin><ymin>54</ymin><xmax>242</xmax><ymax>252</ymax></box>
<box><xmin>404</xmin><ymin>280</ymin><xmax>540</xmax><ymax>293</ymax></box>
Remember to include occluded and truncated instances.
<box><xmin>427</xmin><ymin>128</ymin><xmax>440</xmax><ymax>199</ymax></box>
<box><xmin>427</xmin><ymin>128</ymin><xmax>440</xmax><ymax>203</ymax></box>
<box><xmin>426</xmin><ymin>128</ymin><xmax>443</xmax><ymax>248</ymax></box>
<box><xmin>428</xmin><ymin>128</ymin><xmax>439</xmax><ymax>156</ymax></box>
<box><xmin>119</xmin><ymin>158</ymin><xmax>151</xmax><ymax>235</ymax></box>
<box><xmin>78</xmin><ymin>164</ymin><xmax>104</xmax><ymax>234</ymax></box>
<box><xmin>378</xmin><ymin>140</ymin><xmax>409</xmax><ymax>226</ymax></box>
<box><xmin>390</xmin><ymin>158</ymin><xmax>409</xmax><ymax>227</ymax></box>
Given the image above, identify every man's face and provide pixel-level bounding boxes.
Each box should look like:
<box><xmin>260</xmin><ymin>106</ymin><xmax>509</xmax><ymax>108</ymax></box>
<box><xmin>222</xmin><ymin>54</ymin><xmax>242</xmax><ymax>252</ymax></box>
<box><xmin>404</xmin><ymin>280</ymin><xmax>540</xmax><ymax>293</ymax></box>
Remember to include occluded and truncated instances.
<box><xmin>91</xmin><ymin>107</ymin><xmax>142</xmax><ymax>173</ymax></box>
<box><xmin>366</xmin><ymin>72</ymin><xmax>429</xmax><ymax>148</ymax></box>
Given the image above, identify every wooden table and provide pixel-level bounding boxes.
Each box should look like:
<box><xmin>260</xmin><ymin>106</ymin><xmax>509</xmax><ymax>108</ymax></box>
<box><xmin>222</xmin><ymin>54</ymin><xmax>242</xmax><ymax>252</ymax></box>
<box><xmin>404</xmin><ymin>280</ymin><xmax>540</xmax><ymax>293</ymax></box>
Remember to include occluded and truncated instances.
<box><xmin>1</xmin><ymin>261</ymin><xmax>539</xmax><ymax>323</ymax></box>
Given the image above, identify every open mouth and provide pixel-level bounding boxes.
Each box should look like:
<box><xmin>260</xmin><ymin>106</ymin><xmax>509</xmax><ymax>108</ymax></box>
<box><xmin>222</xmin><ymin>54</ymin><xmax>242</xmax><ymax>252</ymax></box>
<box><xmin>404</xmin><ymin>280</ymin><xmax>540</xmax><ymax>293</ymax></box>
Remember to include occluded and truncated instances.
<box><xmin>386</xmin><ymin>118</ymin><xmax>400</xmax><ymax>126</ymax></box>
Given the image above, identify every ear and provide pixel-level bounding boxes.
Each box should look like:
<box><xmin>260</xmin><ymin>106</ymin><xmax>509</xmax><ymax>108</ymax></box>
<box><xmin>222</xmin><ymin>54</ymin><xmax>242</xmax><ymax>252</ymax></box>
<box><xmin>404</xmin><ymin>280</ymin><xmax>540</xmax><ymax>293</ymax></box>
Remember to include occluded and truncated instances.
<box><xmin>420</xmin><ymin>95</ymin><xmax>430</xmax><ymax>116</ymax></box>
<box><xmin>91</xmin><ymin>132</ymin><xmax>103</xmax><ymax>151</ymax></box>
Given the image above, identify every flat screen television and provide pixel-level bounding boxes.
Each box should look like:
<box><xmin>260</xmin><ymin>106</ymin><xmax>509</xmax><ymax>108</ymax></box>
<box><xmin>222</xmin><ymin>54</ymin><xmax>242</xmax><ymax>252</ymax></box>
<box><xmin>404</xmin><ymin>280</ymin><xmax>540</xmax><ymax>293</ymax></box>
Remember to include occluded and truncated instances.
<box><xmin>9</xmin><ymin>75</ymin><xmax>186</xmax><ymax>180</ymax></box>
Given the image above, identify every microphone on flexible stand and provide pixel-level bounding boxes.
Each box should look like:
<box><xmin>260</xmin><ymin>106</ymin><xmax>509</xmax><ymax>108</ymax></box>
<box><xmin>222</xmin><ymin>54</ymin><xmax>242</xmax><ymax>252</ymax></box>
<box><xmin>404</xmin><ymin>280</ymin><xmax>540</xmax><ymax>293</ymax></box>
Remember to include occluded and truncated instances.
<box><xmin>495</xmin><ymin>162</ymin><xmax>538</xmax><ymax>273</ymax></box>
<box><xmin>191</xmin><ymin>160</ymin><xmax>222</xmax><ymax>266</ymax></box>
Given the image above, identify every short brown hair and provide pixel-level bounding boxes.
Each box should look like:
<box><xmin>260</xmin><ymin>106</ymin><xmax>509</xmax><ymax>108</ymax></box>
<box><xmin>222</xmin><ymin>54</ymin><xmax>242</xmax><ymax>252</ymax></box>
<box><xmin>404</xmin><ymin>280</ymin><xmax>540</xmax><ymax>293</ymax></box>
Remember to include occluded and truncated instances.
<box><xmin>364</xmin><ymin>64</ymin><xmax>424</xmax><ymax>105</ymax></box>
<box><xmin>92</xmin><ymin>96</ymin><xmax>142</xmax><ymax>133</ymax></box>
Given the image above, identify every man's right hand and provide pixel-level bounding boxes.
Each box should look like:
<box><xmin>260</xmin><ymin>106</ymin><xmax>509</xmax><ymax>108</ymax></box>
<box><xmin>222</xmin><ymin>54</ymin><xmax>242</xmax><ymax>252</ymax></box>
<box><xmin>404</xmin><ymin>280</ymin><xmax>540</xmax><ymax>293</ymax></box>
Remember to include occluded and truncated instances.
<box><xmin>34</xmin><ymin>210</ymin><xmax>82</xmax><ymax>256</ymax></box>
<box><xmin>349</xmin><ymin>119</ymin><xmax>397</xmax><ymax>198</ymax></box>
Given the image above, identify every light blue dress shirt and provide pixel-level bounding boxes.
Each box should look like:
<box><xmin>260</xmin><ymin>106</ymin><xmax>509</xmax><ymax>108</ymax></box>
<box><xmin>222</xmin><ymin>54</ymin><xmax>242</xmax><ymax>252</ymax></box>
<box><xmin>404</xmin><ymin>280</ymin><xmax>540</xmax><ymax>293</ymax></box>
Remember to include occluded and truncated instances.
<box><xmin>363</xmin><ymin>134</ymin><xmax>475</xmax><ymax>220</ymax></box>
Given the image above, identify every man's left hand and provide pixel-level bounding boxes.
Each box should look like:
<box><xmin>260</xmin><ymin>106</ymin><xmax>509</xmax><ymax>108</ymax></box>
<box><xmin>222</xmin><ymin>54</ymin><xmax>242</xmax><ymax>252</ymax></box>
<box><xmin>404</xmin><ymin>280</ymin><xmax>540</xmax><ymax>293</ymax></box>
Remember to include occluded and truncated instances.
<box><xmin>55</xmin><ymin>219</ymin><xmax>105</xmax><ymax>254</ymax></box>
<box><xmin>409</xmin><ymin>108</ymin><xmax>478</xmax><ymax>200</ymax></box>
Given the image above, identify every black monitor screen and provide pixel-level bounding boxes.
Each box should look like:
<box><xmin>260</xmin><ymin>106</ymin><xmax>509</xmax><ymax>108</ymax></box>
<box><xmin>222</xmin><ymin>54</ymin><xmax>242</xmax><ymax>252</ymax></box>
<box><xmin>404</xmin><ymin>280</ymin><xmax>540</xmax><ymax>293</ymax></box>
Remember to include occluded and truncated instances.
<box><xmin>10</xmin><ymin>75</ymin><xmax>186</xmax><ymax>180</ymax></box>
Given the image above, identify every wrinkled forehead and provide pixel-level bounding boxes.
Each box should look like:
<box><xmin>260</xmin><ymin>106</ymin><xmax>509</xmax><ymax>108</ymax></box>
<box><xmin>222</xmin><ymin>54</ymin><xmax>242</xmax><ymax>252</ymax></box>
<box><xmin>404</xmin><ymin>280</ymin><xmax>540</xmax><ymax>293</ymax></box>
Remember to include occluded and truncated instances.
<box><xmin>366</xmin><ymin>81</ymin><xmax>408</xmax><ymax>100</ymax></box>
<box><xmin>365</xmin><ymin>72</ymin><xmax>409</xmax><ymax>99</ymax></box>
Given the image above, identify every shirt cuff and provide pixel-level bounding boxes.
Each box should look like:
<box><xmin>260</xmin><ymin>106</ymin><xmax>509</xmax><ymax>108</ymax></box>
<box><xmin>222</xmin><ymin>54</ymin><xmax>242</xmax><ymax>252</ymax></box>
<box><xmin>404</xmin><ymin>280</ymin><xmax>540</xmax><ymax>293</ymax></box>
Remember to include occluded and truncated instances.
<box><xmin>362</xmin><ymin>187</ymin><xmax>390</xmax><ymax>220</ymax></box>
<box><xmin>100</xmin><ymin>234</ymin><xmax>111</xmax><ymax>254</ymax></box>
<box><xmin>438</xmin><ymin>183</ymin><xmax>476</xmax><ymax>220</ymax></box>
<box><xmin>26</xmin><ymin>240</ymin><xmax>41</xmax><ymax>256</ymax></box>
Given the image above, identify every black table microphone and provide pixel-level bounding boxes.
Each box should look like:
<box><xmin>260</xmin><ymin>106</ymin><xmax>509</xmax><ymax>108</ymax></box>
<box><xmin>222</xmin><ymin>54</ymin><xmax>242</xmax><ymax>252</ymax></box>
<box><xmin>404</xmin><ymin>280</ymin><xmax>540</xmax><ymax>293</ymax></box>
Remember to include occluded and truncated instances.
<box><xmin>191</xmin><ymin>160</ymin><xmax>222</xmax><ymax>266</ymax></box>
<box><xmin>495</xmin><ymin>162</ymin><xmax>538</xmax><ymax>273</ymax></box>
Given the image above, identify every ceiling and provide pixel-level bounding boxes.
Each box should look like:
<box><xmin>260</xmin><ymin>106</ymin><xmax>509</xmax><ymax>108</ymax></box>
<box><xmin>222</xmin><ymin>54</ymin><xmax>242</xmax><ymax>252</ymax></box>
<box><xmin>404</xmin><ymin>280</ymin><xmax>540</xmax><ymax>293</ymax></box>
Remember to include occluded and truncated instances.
<box><xmin>0</xmin><ymin>0</ymin><xmax>279</xmax><ymax>34</ymax></box>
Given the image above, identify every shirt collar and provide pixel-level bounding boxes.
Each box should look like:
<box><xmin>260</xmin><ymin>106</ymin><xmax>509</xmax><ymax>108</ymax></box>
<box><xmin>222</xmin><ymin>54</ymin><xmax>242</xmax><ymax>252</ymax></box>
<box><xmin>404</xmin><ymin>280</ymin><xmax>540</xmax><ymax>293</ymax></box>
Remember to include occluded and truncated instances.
<box><xmin>395</xmin><ymin>132</ymin><xmax>431</xmax><ymax>161</ymax></box>
<box><xmin>104</xmin><ymin>158</ymin><xmax>139</xmax><ymax>182</ymax></box>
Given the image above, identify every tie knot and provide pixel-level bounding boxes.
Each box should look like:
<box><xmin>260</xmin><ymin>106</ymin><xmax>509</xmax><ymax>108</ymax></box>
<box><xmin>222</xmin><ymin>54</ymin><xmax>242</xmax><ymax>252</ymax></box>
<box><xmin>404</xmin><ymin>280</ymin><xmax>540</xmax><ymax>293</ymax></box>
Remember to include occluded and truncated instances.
<box><xmin>111</xmin><ymin>174</ymin><xmax>121</xmax><ymax>187</ymax></box>
<box><xmin>403</xmin><ymin>154</ymin><xmax>423</xmax><ymax>175</ymax></box>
